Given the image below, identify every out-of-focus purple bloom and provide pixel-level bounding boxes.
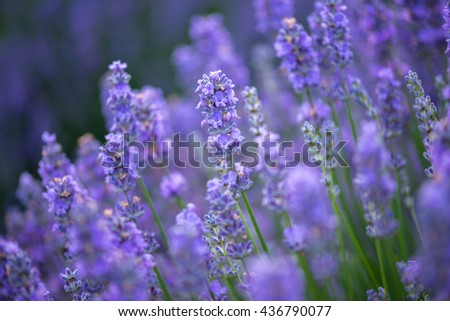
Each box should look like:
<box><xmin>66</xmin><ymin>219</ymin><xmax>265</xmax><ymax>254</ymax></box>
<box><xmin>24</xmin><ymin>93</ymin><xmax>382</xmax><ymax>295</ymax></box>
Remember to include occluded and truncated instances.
<box><xmin>253</xmin><ymin>0</ymin><xmax>294</xmax><ymax>36</ymax></box>
<box><xmin>242</xmin><ymin>86</ymin><xmax>287</xmax><ymax>213</ymax></box>
<box><xmin>173</xmin><ymin>14</ymin><xmax>249</xmax><ymax>91</ymax></box>
<box><xmin>200</xmin><ymin>280</ymin><xmax>228</xmax><ymax>301</ymax></box>
<box><xmin>376</xmin><ymin>68</ymin><xmax>409</xmax><ymax>140</ymax></box>
<box><xmin>176</xmin><ymin>203</ymin><xmax>204</xmax><ymax>233</ymax></box>
<box><xmin>396</xmin><ymin>0</ymin><xmax>447</xmax><ymax>46</ymax></box>
<box><xmin>417</xmin><ymin>110</ymin><xmax>450</xmax><ymax>300</ymax></box>
<box><xmin>284</xmin><ymin>166</ymin><xmax>336</xmax><ymax>250</ymax></box>
<box><xmin>274</xmin><ymin>18</ymin><xmax>320</xmax><ymax>92</ymax></box>
<box><xmin>242</xmin><ymin>86</ymin><xmax>268</xmax><ymax>138</ymax></box>
<box><xmin>76</xmin><ymin>134</ymin><xmax>112</xmax><ymax>203</ymax></box>
<box><xmin>444</xmin><ymin>2</ymin><xmax>450</xmax><ymax>53</ymax></box>
<box><xmin>405</xmin><ymin>70</ymin><xmax>438</xmax><ymax>177</ymax></box>
<box><xmin>396</xmin><ymin>261</ymin><xmax>428</xmax><ymax>300</ymax></box>
<box><xmin>309</xmin><ymin>0</ymin><xmax>353</xmax><ymax>70</ymax></box>
<box><xmin>38</xmin><ymin>132</ymin><xmax>75</xmax><ymax>185</ymax></box>
<box><xmin>367</xmin><ymin>287</ymin><xmax>387</xmax><ymax>301</ymax></box>
<box><xmin>297</xmin><ymin>98</ymin><xmax>331</xmax><ymax>125</ymax></box>
<box><xmin>248</xmin><ymin>255</ymin><xmax>304</xmax><ymax>300</ymax></box>
<box><xmin>169</xmin><ymin>207</ymin><xmax>209</xmax><ymax>299</ymax></box>
<box><xmin>347</xmin><ymin>0</ymin><xmax>399</xmax><ymax>76</ymax></box>
<box><xmin>348</xmin><ymin>76</ymin><xmax>378</xmax><ymax>120</ymax></box>
<box><xmin>133</xmin><ymin>86</ymin><xmax>168</xmax><ymax>145</ymax></box>
<box><xmin>283</xmin><ymin>225</ymin><xmax>307</xmax><ymax>252</ymax></box>
<box><xmin>0</xmin><ymin>238</ymin><xmax>47</xmax><ymax>300</ymax></box>
<box><xmin>204</xmin><ymin>178</ymin><xmax>253</xmax><ymax>262</ymax></box>
<box><xmin>354</xmin><ymin>122</ymin><xmax>397</xmax><ymax>239</ymax></box>
<box><xmin>160</xmin><ymin>172</ymin><xmax>186</xmax><ymax>200</ymax></box>
<box><xmin>429</xmin><ymin>110</ymin><xmax>450</xmax><ymax>179</ymax></box>
<box><xmin>251</xmin><ymin>44</ymin><xmax>298</xmax><ymax>130</ymax></box>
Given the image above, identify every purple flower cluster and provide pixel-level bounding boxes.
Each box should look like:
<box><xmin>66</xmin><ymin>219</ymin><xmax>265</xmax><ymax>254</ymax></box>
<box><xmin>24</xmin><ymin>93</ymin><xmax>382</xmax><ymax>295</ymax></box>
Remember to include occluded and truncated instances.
<box><xmin>274</xmin><ymin>18</ymin><xmax>320</xmax><ymax>92</ymax></box>
<box><xmin>375</xmin><ymin>68</ymin><xmax>409</xmax><ymax>140</ymax></box>
<box><xmin>173</xmin><ymin>14</ymin><xmax>249</xmax><ymax>91</ymax></box>
<box><xmin>3</xmin><ymin>2</ymin><xmax>450</xmax><ymax>303</ymax></box>
<box><xmin>354</xmin><ymin>122</ymin><xmax>397</xmax><ymax>239</ymax></box>
<box><xmin>253</xmin><ymin>0</ymin><xmax>294</xmax><ymax>36</ymax></box>
<box><xmin>309</xmin><ymin>0</ymin><xmax>353</xmax><ymax>70</ymax></box>
<box><xmin>405</xmin><ymin>70</ymin><xmax>439</xmax><ymax>177</ymax></box>
<box><xmin>196</xmin><ymin>70</ymin><xmax>243</xmax><ymax>171</ymax></box>
<box><xmin>0</xmin><ymin>239</ymin><xmax>47</xmax><ymax>300</ymax></box>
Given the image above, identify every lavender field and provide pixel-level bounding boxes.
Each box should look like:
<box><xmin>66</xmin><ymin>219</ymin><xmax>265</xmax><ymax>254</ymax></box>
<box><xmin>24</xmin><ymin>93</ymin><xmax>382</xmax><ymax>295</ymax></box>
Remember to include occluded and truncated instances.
<box><xmin>1</xmin><ymin>0</ymin><xmax>450</xmax><ymax>301</ymax></box>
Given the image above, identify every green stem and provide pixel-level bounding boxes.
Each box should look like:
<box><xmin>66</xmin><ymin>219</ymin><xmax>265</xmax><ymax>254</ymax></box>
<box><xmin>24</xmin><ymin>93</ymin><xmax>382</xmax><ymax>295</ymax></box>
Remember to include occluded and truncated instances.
<box><xmin>296</xmin><ymin>253</ymin><xmax>324</xmax><ymax>300</ymax></box>
<box><xmin>138</xmin><ymin>178</ymin><xmax>169</xmax><ymax>249</ymax></box>
<box><xmin>340</xmin><ymin>69</ymin><xmax>358</xmax><ymax>145</ymax></box>
<box><xmin>175</xmin><ymin>195</ymin><xmax>186</xmax><ymax>209</ymax></box>
<box><xmin>324</xmin><ymin>167</ymin><xmax>378</xmax><ymax>286</ymax></box>
<box><xmin>236</xmin><ymin>203</ymin><xmax>260</xmax><ymax>255</ymax></box>
<box><xmin>394</xmin><ymin>174</ymin><xmax>408</xmax><ymax>260</ymax></box>
<box><xmin>241</xmin><ymin>191</ymin><xmax>269</xmax><ymax>254</ymax></box>
<box><xmin>410</xmin><ymin>206</ymin><xmax>424</xmax><ymax>245</ymax></box>
<box><xmin>153</xmin><ymin>266</ymin><xmax>172</xmax><ymax>301</ymax></box>
<box><xmin>337</xmin><ymin>219</ymin><xmax>353</xmax><ymax>300</ymax></box>
<box><xmin>375</xmin><ymin>240</ymin><xmax>389</xmax><ymax>297</ymax></box>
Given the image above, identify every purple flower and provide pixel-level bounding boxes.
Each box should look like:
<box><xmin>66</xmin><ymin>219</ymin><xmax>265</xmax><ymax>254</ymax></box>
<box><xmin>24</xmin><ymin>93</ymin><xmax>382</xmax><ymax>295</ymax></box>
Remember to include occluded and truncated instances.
<box><xmin>99</xmin><ymin>133</ymin><xmax>140</xmax><ymax>193</ymax></box>
<box><xmin>115</xmin><ymin>196</ymin><xmax>144</xmax><ymax>221</ymax></box>
<box><xmin>38</xmin><ymin>132</ymin><xmax>75</xmax><ymax>185</ymax></box>
<box><xmin>274</xmin><ymin>18</ymin><xmax>320</xmax><ymax>92</ymax></box>
<box><xmin>354</xmin><ymin>121</ymin><xmax>397</xmax><ymax>239</ymax></box>
<box><xmin>347</xmin><ymin>0</ymin><xmax>399</xmax><ymax>76</ymax></box>
<box><xmin>196</xmin><ymin>70</ymin><xmax>243</xmax><ymax>170</ymax></box>
<box><xmin>283</xmin><ymin>225</ymin><xmax>307</xmax><ymax>252</ymax></box>
<box><xmin>444</xmin><ymin>2</ymin><xmax>450</xmax><ymax>53</ymax></box>
<box><xmin>242</xmin><ymin>86</ymin><xmax>268</xmax><ymax>138</ymax></box>
<box><xmin>160</xmin><ymin>172</ymin><xmax>186</xmax><ymax>199</ymax></box>
<box><xmin>133</xmin><ymin>86</ymin><xmax>168</xmax><ymax>145</ymax></box>
<box><xmin>405</xmin><ymin>70</ymin><xmax>438</xmax><ymax>177</ymax></box>
<box><xmin>173</xmin><ymin>14</ymin><xmax>249</xmax><ymax>91</ymax></box>
<box><xmin>106</xmin><ymin>60</ymin><xmax>136</xmax><ymax>135</ymax></box>
<box><xmin>429</xmin><ymin>110</ymin><xmax>450</xmax><ymax>179</ymax></box>
<box><xmin>367</xmin><ymin>287</ymin><xmax>387</xmax><ymax>301</ymax></box>
<box><xmin>253</xmin><ymin>0</ymin><xmax>294</xmax><ymax>36</ymax></box>
<box><xmin>169</xmin><ymin>220</ymin><xmax>209</xmax><ymax>299</ymax></box>
<box><xmin>308</xmin><ymin>0</ymin><xmax>353</xmax><ymax>70</ymax></box>
<box><xmin>417</xmin><ymin>110</ymin><xmax>450</xmax><ymax>299</ymax></box>
<box><xmin>176</xmin><ymin>203</ymin><xmax>204</xmax><ymax>232</ymax></box>
<box><xmin>375</xmin><ymin>68</ymin><xmax>409</xmax><ymax>140</ymax></box>
<box><xmin>248</xmin><ymin>255</ymin><xmax>304</xmax><ymax>300</ymax></box>
<box><xmin>396</xmin><ymin>261</ymin><xmax>428</xmax><ymax>300</ymax></box>
<box><xmin>76</xmin><ymin>134</ymin><xmax>110</xmax><ymax>203</ymax></box>
<box><xmin>0</xmin><ymin>238</ymin><xmax>47</xmax><ymax>300</ymax></box>
<box><xmin>43</xmin><ymin>175</ymin><xmax>77</xmax><ymax>228</ymax></box>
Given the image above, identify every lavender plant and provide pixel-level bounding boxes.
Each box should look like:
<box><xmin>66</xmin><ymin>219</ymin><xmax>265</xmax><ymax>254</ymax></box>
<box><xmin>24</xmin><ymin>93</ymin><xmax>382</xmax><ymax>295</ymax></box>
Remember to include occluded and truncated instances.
<box><xmin>2</xmin><ymin>0</ymin><xmax>450</xmax><ymax>302</ymax></box>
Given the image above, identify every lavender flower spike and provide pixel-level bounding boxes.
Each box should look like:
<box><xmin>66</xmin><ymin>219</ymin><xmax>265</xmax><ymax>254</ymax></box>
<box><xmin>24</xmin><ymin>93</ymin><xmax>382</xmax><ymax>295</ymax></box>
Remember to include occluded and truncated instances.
<box><xmin>405</xmin><ymin>70</ymin><xmax>438</xmax><ymax>177</ymax></box>
<box><xmin>354</xmin><ymin>121</ymin><xmax>397</xmax><ymax>239</ymax></box>
<box><xmin>0</xmin><ymin>238</ymin><xmax>47</xmax><ymax>300</ymax></box>
<box><xmin>274</xmin><ymin>17</ymin><xmax>320</xmax><ymax>92</ymax></box>
<box><xmin>253</xmin><ymin>0</ymin><xmax>294</xmax><ymax>36</ymax></box>
<box><xmin>310</xmin><ymin>0</ymin><xmax>353</xmax><ymax>69</ymax></box>
<box><xmin>196</xmin><ymin>70</ymin><xmax>243</xmax><ymax>171</ymax></box>
<box><xmin>443</xmin><ymin>2</ymin><xmax>450</xmax><ymax>54</ymax></box>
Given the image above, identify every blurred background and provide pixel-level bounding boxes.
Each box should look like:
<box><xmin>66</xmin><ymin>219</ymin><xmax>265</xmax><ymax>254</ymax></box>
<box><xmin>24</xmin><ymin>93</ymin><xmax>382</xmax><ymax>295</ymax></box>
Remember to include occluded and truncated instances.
<box><xmin>0</xmin><ymin>0</ymin><xmax>314</xmax><ymax>231</ymax></box>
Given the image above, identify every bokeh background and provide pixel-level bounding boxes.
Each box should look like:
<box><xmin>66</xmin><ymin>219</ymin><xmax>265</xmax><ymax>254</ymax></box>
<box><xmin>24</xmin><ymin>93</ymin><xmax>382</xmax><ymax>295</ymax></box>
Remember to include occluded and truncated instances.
<box><xmin>0</xmin><ymin>0</ymin><xmax>315</xmax><ymax>232</ymax></box>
